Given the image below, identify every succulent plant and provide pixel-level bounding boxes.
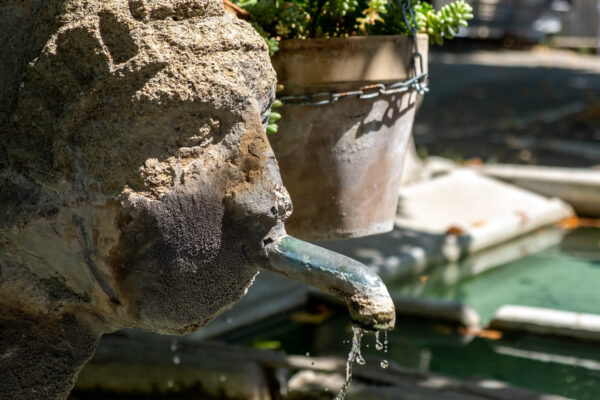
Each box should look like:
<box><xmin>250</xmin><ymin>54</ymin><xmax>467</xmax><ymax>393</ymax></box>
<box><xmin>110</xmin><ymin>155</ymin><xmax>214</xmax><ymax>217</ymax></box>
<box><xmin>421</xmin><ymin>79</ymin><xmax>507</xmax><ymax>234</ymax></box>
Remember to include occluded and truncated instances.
<box><xmin>239</xmin><ymin>0</ymin><xmax>473</xmax><ymax>45</ymax></box>
<box><xmin>239</xmin><ymin>0</ymin><xmax>474</xmax><ymax>133</ymax></box>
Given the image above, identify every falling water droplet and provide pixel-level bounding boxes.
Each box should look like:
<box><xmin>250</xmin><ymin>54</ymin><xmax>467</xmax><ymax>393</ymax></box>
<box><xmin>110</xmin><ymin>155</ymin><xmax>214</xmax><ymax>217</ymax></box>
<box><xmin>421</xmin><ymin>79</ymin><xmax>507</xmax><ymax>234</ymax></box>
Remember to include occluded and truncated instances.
<box><xmin>305</xmin><ymin>352</ymin><xmax>311</xmax><ymax>357</ymax></box>
<box><xmin>167</xmin><ymin>379</ymin><xmax>174</xmax><ymax>388</ymax></box>
<box><xmin>375</xmin><ymin>331</ymin><xmax>383</xmax><ymax>351</ymax></box>
<box><xmin>172</xmin><ymin>355</ymin><xmax>180</xmax><ymax>365</ymax></box>
<box><xmin>170</xmin><ymin>339</ymin><xmax>178</xmax><ymax>352</ymax></box>
<box><xmin>384</xmin><ymin>331</ymin><xmax>389</xmax><ymax>354</ymax></box>
<box><xmin>355</xmin><ymin>352</ymin><xmax>366</xmax><ymax>365</ymax></box>
<box><xmin>220</xmin><ymin>375</ymin><xmax>227</xmax><ymax>382</ymax></box>
<box><xmin>335</xmin><ymin>325</ymin><xmax>364</xmax><ymax>400</ymax></box>
<box><xmin>380</xmin><ymin>360</ymin><xmax>389</xmax><ymax>369</ymax></box>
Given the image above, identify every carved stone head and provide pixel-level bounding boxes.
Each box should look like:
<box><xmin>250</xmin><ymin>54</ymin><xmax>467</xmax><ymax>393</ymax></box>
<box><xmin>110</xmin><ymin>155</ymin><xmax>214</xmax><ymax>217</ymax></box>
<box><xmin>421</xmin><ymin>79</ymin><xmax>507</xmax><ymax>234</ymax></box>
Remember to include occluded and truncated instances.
<box><xmin>1</xmin><ymin>0</ymin><xmax>291</xmax><ymax>335</ymax></box>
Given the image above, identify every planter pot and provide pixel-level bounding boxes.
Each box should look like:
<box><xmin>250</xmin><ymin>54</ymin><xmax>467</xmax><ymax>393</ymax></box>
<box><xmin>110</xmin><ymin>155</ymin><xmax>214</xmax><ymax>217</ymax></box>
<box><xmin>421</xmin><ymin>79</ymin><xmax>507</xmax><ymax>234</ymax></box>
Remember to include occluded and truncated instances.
<box><xmin>269</xmin><ymin>34</ymin><xmax>429</xmax><ymax>241</ymax></box>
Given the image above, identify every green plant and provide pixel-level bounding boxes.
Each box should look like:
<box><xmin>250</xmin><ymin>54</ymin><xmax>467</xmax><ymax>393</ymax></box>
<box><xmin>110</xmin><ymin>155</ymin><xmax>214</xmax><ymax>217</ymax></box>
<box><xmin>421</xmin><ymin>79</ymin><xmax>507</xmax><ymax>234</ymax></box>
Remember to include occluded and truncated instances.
<box><xmin>267</xmin><ymin>98</ymin><xmax>282</xmax><ymax>134</ymax></box>
<box><xmin>411</xmin><ymin>1</ymin><xmax>473</xmax><ymax>45</ymax></box>
<box><xmin>241</xmin><ymin>0</ymin><xmax>473</xmax><ymax>133</ymax></box>
<box><xmin>238</xmin><ymin>0</ymin><xmax>473</xmax><ymax>46</ymax></box>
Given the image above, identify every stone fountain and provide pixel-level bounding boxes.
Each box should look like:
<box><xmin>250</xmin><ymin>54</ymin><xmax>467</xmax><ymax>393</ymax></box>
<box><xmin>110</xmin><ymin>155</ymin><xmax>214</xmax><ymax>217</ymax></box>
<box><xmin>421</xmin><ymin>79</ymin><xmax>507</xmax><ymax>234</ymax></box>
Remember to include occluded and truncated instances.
<box><xmin>0</xmin><ymin>1</ymin><xmax>394</xmax><ymax>399</ymax></box>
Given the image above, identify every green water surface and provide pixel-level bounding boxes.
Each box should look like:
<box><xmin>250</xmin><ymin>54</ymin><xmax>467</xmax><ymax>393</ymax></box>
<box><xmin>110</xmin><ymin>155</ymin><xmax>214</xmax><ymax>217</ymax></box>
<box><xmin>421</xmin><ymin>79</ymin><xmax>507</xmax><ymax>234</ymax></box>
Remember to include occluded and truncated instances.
<box><xmin>390</xmin><ymin>227</ymin><xmax>600</xmax><ymax>325</ymax></box>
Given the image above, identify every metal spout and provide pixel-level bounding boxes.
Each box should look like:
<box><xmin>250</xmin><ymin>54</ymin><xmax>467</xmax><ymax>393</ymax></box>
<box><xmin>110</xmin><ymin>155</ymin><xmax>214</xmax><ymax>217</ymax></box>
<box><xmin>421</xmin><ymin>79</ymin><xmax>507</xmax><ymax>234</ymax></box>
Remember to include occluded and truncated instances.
<box><xmin>264</xmin><ymin>235</ymin><xmax>395</xmax><ymax>330</ymax></box>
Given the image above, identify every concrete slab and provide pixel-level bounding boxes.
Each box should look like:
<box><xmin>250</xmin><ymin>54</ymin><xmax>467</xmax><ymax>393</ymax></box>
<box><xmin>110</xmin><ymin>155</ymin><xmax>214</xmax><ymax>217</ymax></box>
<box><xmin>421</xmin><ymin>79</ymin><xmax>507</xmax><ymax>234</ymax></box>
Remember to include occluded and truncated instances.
<box><xmin>473</xmin><ymin>164</ymin><xmax>600</xmax><ymax>217</ymax></box>
<box><xmin>318</xmin><ymin>171</ymin><xmax>575</xmax><ymax>326</ymax></box>
<box><xmin>394</xmin><ymin>170</ymin><xmax>573</xmax><ymax>249</ymax></box>
<box><xmin>391</xmin><ymin>295</ymin><xmax>481</xmax><ymax>328</ymax></box>
<box><xmin>491</xmin><ymin>305</ymin><xmax>600</xmax><ymax>342</ymax></box>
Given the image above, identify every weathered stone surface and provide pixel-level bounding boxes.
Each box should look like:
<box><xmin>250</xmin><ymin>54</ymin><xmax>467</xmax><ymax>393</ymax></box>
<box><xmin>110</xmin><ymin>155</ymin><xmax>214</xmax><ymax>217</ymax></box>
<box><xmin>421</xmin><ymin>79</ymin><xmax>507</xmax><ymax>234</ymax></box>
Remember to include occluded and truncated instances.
<box><xmin>0</xmin><ymin>308</ymin><xmax>101</xmax><ymax>400</ymax></box>
<box><xmin>0</xmin><ymin>0</ymin><xmax>285</xmax><ymax>398</ymax></box>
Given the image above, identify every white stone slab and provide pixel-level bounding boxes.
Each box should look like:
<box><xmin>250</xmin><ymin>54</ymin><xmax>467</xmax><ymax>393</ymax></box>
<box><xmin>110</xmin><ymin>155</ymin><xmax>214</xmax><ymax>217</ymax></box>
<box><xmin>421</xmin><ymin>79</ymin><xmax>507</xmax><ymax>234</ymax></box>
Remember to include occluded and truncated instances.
<box><xmin>474</xmin><ymin>164</ymin><xmax>600</xmax><ymax>217</ymax></box>
<box><xmin>491</xmin><ymin>305</ymin><xmax>600</xmax><ymax>342</ymax></box>
<box><xmin>391</xmin><ymin>295</ymin><xmax>481</xmax><ymax>328</ymax></box>
<box><xmin>395</xmin><ymin>169</ymin><xmax>573</xmax><ymax>254</ymax></box>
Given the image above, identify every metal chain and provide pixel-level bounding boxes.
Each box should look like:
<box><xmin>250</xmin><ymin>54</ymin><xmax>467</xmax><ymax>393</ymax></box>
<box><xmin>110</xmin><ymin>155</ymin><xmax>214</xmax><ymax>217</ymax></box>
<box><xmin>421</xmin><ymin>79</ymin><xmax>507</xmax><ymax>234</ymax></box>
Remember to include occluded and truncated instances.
<box><xmin>278</xmin><ymin>73</ymin><xmax>427</xmax><ymax>106</ymax></box>
<box><xmin>279</xmin><ymin>0</ymin><xmax>429</xmax><ymax>106</ymax></box>
<box><xmin>399</xmin><ymin>0</ymin><xmax>428</xmax><ymax>95</ymax></box>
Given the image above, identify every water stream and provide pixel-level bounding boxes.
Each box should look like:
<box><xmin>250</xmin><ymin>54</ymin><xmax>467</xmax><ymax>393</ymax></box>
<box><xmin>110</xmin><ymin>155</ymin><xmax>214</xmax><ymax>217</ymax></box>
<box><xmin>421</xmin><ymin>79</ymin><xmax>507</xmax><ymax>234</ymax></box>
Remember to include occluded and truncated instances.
<box><xmin>335</xmin><ymin>327</ymin><xmax>390</xmax><ymax>399</ymax></box>
<box><xmin>335</xmin><ymin>326</ymin><xmax>364</xmax><ymax>400</ymax></box>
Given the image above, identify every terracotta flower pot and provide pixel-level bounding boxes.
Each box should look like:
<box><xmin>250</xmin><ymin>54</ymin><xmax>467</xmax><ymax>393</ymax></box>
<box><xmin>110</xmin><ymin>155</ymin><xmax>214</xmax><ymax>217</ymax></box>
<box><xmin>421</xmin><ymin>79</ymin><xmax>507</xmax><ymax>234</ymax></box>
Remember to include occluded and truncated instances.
<box><xmin>269</xmin><ymin>34</ymin><xmax>429</xmax><ymax>241</ymax></box>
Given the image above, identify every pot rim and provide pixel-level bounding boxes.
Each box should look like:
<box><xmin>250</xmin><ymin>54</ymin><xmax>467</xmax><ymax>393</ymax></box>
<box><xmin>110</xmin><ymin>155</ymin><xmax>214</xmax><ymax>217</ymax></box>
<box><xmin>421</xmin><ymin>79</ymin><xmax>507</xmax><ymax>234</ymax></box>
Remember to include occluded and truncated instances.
<box><xmin>272</xmin><ymin>34</ymin><xmax>428</xmax><ymax>91</ymax></box>
<box><xmin>277</xmin><ymin>33</ymin><xmax>429</xmax><ymax>49</ymax></box>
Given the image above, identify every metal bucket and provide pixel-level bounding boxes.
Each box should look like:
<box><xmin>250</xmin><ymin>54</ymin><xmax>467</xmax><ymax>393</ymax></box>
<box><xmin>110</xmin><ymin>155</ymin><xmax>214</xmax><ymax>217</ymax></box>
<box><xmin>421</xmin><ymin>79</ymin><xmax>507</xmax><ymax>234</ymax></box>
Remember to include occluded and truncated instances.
<box><xmin>269</xmin><ymin>35</ymin><xmax>428</xmax><ymax>241</ymax></box>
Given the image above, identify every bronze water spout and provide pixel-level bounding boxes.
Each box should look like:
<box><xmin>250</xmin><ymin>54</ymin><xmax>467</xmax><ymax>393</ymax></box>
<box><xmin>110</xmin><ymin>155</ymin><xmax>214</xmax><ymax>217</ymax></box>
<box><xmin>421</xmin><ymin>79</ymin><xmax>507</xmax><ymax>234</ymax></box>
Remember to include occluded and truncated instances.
<box><xmin>265</xmin><ymin>235</ymin><xmax>395</xmax><ymax>331</ymax></box>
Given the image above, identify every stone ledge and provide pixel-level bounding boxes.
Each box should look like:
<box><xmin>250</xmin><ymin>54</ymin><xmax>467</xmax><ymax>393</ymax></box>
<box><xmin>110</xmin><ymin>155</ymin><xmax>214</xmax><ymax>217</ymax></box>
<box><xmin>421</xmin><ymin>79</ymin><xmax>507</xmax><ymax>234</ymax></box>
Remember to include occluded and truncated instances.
<box><xmin>490</xmin><ymin>305</ymin><xmax>600</xmax><ymax>342</ymax></box>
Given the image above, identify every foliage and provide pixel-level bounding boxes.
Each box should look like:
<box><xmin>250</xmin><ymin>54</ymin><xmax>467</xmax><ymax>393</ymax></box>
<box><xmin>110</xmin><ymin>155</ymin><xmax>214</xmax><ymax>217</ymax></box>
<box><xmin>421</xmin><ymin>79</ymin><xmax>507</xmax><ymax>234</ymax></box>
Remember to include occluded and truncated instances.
<box><xmin>238</xmin><ymin>0</ymin><xmax>473</xmax><ymax>46</ymax></box>
<box><xmin>243</xmin><ymin>0</ymin><xmax>474</xmax><ymax>133</ymax></box>
<box><xmin>267</xmin><ymin>99</ymin><xmax>282</xmax><ymax>134</ymax></box>
<box><xmin>413</xmin><ymin>0</ymin><xmax>474</xmax><ymax>45</ymax></box>
<box><xmin>250</xmin><ymin>22</ymin><xmax>280</xmax><ymax>55</ymax></box>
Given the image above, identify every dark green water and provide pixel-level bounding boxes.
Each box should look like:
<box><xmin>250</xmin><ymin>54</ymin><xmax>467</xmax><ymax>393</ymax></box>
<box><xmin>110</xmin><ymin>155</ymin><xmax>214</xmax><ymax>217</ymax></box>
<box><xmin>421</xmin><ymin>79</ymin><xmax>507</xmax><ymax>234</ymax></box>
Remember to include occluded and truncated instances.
<box><xmin>389</xmin><ymin>227</ymin><xmax>600</xmax><ymax>325</ymax></box>
<box><xmin>232</xmin><ymin>311</ymin><xmax>600</xmax><ymax>400</ymax></box>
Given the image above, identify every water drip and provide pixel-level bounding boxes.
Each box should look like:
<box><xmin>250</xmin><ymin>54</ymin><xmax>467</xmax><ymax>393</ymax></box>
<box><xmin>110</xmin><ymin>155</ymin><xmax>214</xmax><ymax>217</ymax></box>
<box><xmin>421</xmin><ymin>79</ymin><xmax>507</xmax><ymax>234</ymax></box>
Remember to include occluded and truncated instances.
<box><xmin>355</xmin><ymin>351</ymin><xmax>366</xmax><ymax>365</ymax></box>
<box><xmin>384</xmin><ymin>330</ymin><xmax>389</xmax><ymax>354</ymax></box>
<box><xmin>375</xmin><ymin>331</ymin><xmax>383</xmax><ymax>351</ymax></box>
<box><xmin>170</xmin><ymin>339</ymin><xmax>180</xmax><ymax>365</ymax></box>
<box><xmin>374</xmin><ymin>330</ymin><xmax>390</xmax><ymax>370</ymax></box>
<box><xmin>335</xmin><ymin>325</ymin><xmax>364</xmax><ymax>400</ymax></box>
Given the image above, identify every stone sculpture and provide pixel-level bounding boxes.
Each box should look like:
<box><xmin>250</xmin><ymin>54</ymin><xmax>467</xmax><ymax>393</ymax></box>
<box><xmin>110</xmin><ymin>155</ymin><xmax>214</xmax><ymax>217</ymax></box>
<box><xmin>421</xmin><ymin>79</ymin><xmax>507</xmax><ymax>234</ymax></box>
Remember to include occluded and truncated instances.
<box><xmin>1</xmin><ymin>0</ymin><xmax>284</xmax><ymax>397</ymax></box>
<box><xmin>0</xmin><ymin>1</ymin><xmax>394</xmax><ymax>399</ymax></box>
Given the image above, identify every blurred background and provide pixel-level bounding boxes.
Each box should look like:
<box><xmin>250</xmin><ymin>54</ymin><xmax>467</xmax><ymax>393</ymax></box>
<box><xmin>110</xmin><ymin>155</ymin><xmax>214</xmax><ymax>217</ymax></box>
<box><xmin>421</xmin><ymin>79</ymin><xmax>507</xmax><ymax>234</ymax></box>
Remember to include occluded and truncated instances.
<box><xmin>414</xmin><ymin>0</ymin><xmax>600</xmax><ymax>168</ymax></box>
